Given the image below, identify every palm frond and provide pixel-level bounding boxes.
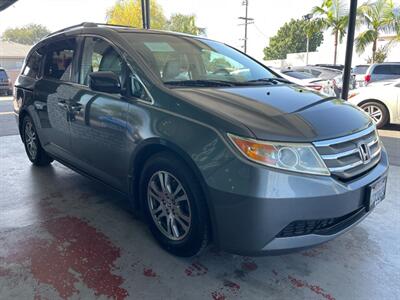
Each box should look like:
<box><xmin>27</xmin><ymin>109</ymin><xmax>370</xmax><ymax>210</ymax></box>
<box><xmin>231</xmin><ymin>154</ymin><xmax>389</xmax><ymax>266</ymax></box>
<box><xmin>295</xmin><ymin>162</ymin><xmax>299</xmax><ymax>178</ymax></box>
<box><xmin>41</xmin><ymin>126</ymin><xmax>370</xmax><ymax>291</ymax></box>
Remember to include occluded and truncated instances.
<box><xmin>355</xmin><ymin>29</ymin><xmax>378</xmax><ymax>54</ymax></box>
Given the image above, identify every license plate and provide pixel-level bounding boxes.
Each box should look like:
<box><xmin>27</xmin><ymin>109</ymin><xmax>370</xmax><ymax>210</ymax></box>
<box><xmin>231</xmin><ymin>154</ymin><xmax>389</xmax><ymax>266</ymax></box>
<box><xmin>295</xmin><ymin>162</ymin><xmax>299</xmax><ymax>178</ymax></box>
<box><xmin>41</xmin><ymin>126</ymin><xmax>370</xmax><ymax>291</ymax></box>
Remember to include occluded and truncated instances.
<box><xmin>367</xmin><ymin>176</ymin><xmax>387</xmax><ymax>211</ymax></box>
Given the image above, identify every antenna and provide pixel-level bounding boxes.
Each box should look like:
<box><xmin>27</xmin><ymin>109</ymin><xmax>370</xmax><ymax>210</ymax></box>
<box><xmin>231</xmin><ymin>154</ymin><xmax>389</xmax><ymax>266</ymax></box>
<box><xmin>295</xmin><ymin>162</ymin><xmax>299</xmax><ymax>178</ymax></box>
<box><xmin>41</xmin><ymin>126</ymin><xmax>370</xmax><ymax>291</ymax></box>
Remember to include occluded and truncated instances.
<box><xmin>238</xmin><ymin>0</ymin><xmax>254</xmax><ymax>53</ymax></box>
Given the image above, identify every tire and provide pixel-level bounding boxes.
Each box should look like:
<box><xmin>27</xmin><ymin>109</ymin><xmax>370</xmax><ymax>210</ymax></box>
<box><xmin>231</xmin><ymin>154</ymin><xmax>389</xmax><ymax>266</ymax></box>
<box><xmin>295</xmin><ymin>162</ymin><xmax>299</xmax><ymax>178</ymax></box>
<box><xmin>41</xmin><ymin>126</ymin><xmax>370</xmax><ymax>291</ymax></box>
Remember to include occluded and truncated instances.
<box><xmin>360</xmin><ymin>101</ymin><xmax>389</xmax><ymax>129</ymax></box>
<box><xmin>139</xmin><ymin>151</ymin><xmax>209</xmax><ymax>257</ymax></box>
<box><xmin>22</xmin><ymin>115</ymin><xmax>53</xmax><ymax>166</ymax></box>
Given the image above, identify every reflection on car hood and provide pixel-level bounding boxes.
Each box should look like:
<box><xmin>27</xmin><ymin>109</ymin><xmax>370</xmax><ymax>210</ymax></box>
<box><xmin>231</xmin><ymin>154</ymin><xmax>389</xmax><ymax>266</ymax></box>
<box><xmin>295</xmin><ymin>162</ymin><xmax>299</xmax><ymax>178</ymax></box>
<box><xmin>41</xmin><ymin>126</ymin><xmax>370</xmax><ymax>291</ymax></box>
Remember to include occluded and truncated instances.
<box><xmin>173</xmin><ymin>84</ymin><xmax>372</xmax><ymax>142</ymax></box>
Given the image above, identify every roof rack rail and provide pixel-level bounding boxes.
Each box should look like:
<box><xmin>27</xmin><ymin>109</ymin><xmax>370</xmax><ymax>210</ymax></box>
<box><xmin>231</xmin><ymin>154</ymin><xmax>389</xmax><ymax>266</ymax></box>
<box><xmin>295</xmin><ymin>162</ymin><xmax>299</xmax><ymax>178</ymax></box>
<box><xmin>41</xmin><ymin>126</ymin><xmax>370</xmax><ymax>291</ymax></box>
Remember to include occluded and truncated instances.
<box><xmin>46</xmin><ymin>22</ymin><xmax>136</xmax><ymax>37</ymax></box>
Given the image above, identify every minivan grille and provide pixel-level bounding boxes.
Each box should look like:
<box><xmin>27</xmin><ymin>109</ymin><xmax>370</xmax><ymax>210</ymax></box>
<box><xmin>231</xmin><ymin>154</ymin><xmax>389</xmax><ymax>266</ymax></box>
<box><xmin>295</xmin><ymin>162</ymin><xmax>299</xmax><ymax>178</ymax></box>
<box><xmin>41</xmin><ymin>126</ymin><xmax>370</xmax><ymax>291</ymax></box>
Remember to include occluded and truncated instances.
<box><xmin>313</xmin><ymin>126</ymin><xmax>381</xmax><ymax>180</ymax></box>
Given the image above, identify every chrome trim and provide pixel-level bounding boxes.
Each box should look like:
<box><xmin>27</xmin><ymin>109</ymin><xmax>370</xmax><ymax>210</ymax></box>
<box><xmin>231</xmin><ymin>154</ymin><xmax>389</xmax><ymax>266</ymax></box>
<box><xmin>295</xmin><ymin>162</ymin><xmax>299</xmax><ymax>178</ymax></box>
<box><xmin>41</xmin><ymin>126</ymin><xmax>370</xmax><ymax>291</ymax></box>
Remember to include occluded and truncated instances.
<box><xmin>321</xmin><ymin>148</ymin><xmax>359</xmax><ymax>160</ymax></box>
<box><xmin>329</xmin><ymin>160</ymin><xmax>364</xmax><ymax>172</ymax></box>
<box><xmin>313</xmin><ymin>125</ymin><xmax>376</xmax><ymax>147</ymax></box>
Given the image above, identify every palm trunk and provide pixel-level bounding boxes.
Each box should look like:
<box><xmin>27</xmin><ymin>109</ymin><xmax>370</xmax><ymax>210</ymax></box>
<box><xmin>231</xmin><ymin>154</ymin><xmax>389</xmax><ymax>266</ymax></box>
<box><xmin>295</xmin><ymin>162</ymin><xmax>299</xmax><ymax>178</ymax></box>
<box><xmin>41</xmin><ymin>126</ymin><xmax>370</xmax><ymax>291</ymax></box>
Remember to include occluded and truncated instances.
<box><xmin>333</xmin><ymin>30</ymin><xmax>338</xmax><ymax>65</ymax></box>
<box><xmin>372</xmin><ymin>38</ymin><xmax>377</xmax><ymax>63</ymax></box>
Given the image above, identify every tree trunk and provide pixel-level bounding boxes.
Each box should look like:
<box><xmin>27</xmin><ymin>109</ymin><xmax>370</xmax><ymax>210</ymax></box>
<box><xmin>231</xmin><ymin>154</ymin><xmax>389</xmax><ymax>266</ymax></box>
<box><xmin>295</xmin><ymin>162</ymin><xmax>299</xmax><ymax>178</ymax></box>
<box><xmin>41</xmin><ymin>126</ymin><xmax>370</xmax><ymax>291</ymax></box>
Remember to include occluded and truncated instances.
<box><xmin>333</xmin><ymin>30</ymin><xmax>338</xmax><ymax>65</ymax></box>
<box><xmin>372</xmin><ymin>38</ymin><xmax>377</xmax><ymax>63</ymax></box>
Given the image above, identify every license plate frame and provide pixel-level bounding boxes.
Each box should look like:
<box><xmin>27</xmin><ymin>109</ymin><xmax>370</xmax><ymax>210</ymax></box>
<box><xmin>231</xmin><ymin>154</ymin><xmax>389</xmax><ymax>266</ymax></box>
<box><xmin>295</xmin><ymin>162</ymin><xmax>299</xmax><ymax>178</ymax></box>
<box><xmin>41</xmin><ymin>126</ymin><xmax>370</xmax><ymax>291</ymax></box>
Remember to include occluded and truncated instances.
<box><xmin>366</xmin><ymin>176</ymin><xmax>387</xmax><ymax>212</ymax></box>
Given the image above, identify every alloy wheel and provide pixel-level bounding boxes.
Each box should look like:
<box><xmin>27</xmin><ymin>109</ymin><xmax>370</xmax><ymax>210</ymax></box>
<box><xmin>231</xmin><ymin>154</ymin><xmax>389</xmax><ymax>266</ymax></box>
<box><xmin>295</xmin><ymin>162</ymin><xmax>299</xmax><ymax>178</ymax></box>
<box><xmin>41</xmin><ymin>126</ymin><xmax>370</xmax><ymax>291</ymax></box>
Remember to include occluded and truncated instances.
<box><xmin>147</xmin><ymin>171</ymin><xmax>192</xmax><ymax>241</ymax></box>
<box><xmin>24</xmin><ymin>121</ymin><xmax>37</xmax><ymax>159</ymax></box>
<box><xmin>363</xmin><ymin>104</ymin><xmax>383</xmax><ymax>124</ymax></box>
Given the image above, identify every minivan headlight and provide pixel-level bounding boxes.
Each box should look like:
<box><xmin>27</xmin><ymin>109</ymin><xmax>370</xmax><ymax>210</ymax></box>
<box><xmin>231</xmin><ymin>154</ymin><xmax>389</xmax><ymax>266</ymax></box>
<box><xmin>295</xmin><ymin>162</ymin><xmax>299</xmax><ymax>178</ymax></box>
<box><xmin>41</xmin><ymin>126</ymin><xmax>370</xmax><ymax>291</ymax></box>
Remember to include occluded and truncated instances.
<box><xmin>228</xmin><ymin>134</ymin><xmax>330</xmax><ymax>176</ymax></box>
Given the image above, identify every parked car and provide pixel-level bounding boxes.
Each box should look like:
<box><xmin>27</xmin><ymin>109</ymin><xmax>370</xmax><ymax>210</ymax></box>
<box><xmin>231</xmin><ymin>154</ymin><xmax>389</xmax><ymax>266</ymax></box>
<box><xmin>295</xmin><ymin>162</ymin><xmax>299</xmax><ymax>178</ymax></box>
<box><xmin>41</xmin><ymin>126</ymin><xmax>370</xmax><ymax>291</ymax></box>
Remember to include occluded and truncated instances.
<box><xmin>363</xmin><ymin>62</ymin><xmax>400</xmax><ymax>86</ymax></box>
<box><xmin>323</xmin><ymin>73</ymin><xmax>357</xmax><ymax>97</ymax></box>
<box><xmin>348</xmin><ymin>79</ymin><xmax>400</xmax><ymax>128</ymax></box>
<box><xmin>353</xmin><ymin>64</ymin><xmax>370</xmax><ymax>88</ymax></box>
<box><xmin>14</xmin><ymin>23</ymin><xmax>388</xmax><ymax>257</ymax></box>
<box><xmin>0</xmin><ymin>67</ymin><xmax>13</xmax><ymax>96</ymax></box>
<box><xmin>315</xmin><ymin>64</ymin><xmax>345</xmax><ymax>71</ymax></box>
<box><xmin>291</xmin><ymin>66</ymin><xmax>342</xmax><ymax>80</ymax></box>
<box><xmin>272</xmin><ymin>68</ymin><xmax>330</xmax><ymax>94</ymax></box>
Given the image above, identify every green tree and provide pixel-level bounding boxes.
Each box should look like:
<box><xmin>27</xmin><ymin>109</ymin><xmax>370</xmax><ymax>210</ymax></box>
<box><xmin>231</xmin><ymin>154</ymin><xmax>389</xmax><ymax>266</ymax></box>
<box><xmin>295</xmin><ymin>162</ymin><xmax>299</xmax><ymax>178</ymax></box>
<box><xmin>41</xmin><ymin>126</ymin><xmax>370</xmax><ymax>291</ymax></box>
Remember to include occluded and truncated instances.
<box><xmin>1</xmin><ymin>24</ymin><xmax>50</xmax><ymax>45</ymax></box>
<box><xmin>106</xmin><ymin>0</ymin><xmax>167</xmax><ymax>29</ymax></box>
<box><xmin>356</xmin><ymin>0</ymin><xmax>394</xmax><ymax>63</ymax></box>
<box><xmin>263</xmin><ymin>19</ymin><xmax>324</xmax><ymax>60</ymax></box>
<box><xmin>366</xmin><ymin>45</ymin><xmax>389</xmax><ymax>63</ymax></box>
<box><xmin>166</xmin><ymin>13</ymin><xmax>205</xmax><ymax>35</ymax></box>
<box><xmin>312</xmin><ymin>0</ymin><xmax>349</xmax><ymax>65</ymax></box>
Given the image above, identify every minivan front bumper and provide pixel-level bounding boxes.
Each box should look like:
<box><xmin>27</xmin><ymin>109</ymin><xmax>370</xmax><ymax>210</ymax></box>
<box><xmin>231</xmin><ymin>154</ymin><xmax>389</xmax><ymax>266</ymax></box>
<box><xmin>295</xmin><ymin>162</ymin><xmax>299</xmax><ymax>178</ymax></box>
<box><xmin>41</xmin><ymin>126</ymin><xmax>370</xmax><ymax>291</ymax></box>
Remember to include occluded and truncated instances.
<box><xmin>207</xmin><ymin>148</ymin><xmax>389</xmax><ymax>256</ymax></box>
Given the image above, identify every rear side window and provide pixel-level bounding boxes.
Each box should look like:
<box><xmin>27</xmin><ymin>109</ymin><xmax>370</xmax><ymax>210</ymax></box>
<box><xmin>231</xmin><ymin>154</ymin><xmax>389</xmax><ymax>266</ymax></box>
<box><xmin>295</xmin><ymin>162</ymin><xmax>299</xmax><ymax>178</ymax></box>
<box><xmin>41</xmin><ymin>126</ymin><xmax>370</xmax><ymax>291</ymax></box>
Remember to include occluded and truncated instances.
<box><xmin>373</xmin><ymin>65</ymin><xmax>400</xmax><ymax>75</ymax></box>
<box><xmin>79</xmin><ymin>37</ymin><xmax>125</xmax><ymax>85</ymax></box>
<box><xmin>22</xmin><ymin>51</ymin><xmax>42</xmax><ymax>78</ymax></box>
<box><xmin>43</xmin><ymin>38</ymin><xmax>76</xmax><ymax>81</ymax></box>
<box><xmin>0</xmin><ymin>70</ymin><xmax>8</xmax><ymax>80</ymax></box>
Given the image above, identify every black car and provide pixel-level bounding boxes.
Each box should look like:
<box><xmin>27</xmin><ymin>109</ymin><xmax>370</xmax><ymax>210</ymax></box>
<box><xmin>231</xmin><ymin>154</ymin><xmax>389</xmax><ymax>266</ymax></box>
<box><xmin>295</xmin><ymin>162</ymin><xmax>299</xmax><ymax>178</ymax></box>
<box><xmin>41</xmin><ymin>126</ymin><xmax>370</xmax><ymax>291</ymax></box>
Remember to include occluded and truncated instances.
<box><xmin>0</xmin><ymin>68</ymin><xmax>13</xmax><ymax>96</ymax></box>
<box><xmin>13</xmin><ymin>23</ymin><xmax>388</xmax><ymax>257</ymax></box>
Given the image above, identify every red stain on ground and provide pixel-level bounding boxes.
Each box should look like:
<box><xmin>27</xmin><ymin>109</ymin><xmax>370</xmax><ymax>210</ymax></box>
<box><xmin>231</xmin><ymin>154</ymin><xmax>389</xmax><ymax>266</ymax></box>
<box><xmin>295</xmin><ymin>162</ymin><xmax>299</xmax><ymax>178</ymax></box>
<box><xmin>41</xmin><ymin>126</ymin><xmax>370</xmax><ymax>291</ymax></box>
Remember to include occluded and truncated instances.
<box><xmin>288</xmin><ymin>275</ymin><xmax>335</xmax><ymax>300</ymax></box>
<box><xmin>241</xmin><ymin>260</ymin><xmax>258</xmax><ymax>272</ymax></box>
<box><xmin>5</xmin><ymin>216</ymin><xmax>128</xmax><ymax>300</ymax></box>
<box><xmin>211</xmin><ymin>291</ymin><xmax>226</xmax><ymax>300</ymax></box>
<box><xmin>302</xmin><ymin>244</ymin><xmax>328</xmax><ymax>257</ymax></box>
<box><xmin>223</xmin><ymin>279</ymin><xmax>240</xmax><ymax>293</ymax></box>
<box><xmin>143</xmin><ymin>268</ymin><xmax>157</xmax><ymax>277</ymax></box>
<box><xmin>185</xmin><ymin>262</ymin><xmax>208</xmax><ymax>276</ymax></box>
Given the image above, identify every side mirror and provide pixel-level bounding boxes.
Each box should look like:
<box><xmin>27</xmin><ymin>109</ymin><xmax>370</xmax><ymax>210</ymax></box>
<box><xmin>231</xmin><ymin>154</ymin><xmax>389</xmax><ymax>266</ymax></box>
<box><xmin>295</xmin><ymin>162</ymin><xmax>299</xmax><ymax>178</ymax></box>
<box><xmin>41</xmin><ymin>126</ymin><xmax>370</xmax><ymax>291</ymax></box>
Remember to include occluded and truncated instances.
<box><xmin>88</xmin><ymin>71</ymin><xmax>121</xmax><ymax>94</ymax></box>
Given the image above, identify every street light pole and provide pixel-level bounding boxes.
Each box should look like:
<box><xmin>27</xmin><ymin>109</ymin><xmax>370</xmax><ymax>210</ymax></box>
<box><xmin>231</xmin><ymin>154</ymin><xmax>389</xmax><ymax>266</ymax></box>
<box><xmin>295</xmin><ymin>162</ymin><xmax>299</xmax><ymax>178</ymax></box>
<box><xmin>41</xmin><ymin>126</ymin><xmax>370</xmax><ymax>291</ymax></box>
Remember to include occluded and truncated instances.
<box><xmin>302</xmin><ymin>13</ymin><xmax>313</xmax><ymax>66</ymax></box>
<box><xmin>341</xmin><ymin>0</ymin><xmax>358</xmax><ymax>100</ymax></box>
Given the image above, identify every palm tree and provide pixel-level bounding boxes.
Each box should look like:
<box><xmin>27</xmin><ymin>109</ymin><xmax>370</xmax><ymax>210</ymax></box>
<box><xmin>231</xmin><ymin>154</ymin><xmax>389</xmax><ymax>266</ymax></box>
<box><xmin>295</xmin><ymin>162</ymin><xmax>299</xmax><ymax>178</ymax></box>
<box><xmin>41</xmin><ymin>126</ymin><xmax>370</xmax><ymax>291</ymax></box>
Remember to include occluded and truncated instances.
<box><xmin>312</xmin><ymin>0</ymin><xmax>349</xmax><ymax>65</ymax></box>
<box><xmin>355</xmin><ymin>0</ymin><xmax>393</xmax><ymax>63</ymax></box>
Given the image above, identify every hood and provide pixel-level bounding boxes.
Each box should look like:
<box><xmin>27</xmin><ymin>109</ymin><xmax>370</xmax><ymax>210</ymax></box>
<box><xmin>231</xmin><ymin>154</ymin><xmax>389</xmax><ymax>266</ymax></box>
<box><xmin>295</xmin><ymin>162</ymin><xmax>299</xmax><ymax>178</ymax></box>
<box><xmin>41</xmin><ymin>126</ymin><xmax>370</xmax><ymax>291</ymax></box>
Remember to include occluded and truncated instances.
<box><xmin>173</xmin><ymin>84</ymin><xmax>372</xmax><ymax>142</ymax></box>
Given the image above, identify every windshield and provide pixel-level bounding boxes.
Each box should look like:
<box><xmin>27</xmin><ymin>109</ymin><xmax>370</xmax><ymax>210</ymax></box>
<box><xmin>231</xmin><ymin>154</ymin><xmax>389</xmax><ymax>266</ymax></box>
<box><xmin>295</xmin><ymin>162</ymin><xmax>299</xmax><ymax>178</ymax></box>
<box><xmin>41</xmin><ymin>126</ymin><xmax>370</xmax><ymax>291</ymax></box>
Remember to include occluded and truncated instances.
<box><xmin>122</xmin><ymin>33</ymin><xmax>276</xmax><ymax>85</ymax></box>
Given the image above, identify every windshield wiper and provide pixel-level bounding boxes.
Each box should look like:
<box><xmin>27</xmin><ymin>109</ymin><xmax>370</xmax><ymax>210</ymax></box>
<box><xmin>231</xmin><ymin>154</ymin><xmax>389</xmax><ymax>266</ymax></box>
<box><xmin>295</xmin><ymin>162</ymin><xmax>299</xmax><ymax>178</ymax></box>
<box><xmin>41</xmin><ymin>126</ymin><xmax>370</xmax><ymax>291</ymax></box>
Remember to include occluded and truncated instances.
<box><xmin>164</xmin><ymin>79</ymin><xmax>238</xmax><ymax>87</ymax></box>
<box><xmin>247</xmin><ymin>78</ymin><xmax>293</xmax><ymax>84</ymax></box>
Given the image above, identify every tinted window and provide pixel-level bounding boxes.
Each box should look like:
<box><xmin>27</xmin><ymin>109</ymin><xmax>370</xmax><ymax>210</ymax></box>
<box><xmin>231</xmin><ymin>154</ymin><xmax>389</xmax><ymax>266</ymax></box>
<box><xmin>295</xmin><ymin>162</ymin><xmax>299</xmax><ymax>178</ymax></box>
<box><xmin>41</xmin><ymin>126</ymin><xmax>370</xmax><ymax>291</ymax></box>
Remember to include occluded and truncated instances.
<box><xmin>80</xmin><ymin>37</ymin><xmax>126</xmax><ymax>86</ymax></box>
<box><xmin>373</xmin><ymin>64</ymin><xmax>400</xmax><ymax>75</ymax></box>
<box><xmin>43</xmin><ymin>38</ymin><xmax>76</xmax><ymax>81</ymax></box>
<box><xmin>353</xmin><ymin>65</ymin><xmax>369</xmax><ymax>74</ymax></box>
<box><xmin>0</xmin><ymin>70</ymin><xmax>8</xmax><ymax>80</ymax></box>
<box><xmin>22</xmin><ymin>51</ymin><xmax>43</xmax><ymax>78</ymax></box>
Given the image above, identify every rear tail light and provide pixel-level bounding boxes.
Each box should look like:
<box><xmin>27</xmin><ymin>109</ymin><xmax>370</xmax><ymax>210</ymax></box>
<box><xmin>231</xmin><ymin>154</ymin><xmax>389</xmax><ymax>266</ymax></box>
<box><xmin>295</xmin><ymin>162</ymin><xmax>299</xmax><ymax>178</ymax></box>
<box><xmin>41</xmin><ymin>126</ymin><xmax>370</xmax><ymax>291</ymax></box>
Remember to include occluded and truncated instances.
<box><xmin>364</xmin><ymin>74</ymin><xmax>371</xmax><ymax>83</ymax></box>
<box><xmin>307</xmin><ymin>85</ymin><xmax>322</xmax><ymax>91</ymax></box>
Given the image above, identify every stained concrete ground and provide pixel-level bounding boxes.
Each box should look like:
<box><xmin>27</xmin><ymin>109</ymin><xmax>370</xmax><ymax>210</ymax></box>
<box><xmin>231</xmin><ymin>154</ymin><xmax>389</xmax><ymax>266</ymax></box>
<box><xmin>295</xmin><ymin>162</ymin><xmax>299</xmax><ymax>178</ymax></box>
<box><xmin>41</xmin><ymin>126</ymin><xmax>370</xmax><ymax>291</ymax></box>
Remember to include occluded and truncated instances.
<box><xmin>1</xmin><ymin>97</ymin><xmax>400</xmax><ymax>299</ymax></box>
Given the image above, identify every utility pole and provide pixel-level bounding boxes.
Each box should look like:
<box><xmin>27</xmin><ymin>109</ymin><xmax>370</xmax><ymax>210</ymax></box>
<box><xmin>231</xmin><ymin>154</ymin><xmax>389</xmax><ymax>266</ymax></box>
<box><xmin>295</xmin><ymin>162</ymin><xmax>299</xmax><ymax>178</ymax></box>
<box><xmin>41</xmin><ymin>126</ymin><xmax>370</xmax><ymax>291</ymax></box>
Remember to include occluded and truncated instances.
<box><xmin>238</xmin><ymin>0</ymin><xmax>253</xmax><ymax>53</ymax></box>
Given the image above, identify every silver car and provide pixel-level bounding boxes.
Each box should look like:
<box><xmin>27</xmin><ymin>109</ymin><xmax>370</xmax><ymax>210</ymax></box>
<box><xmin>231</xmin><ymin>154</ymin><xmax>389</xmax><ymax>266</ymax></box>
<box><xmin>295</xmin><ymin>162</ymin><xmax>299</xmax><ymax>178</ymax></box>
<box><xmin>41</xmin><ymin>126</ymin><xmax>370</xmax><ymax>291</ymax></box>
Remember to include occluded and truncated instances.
<box><xmin>363</xmin><ymin>63</ymin><xmax>400</xmax><ymax>86</ymax></box>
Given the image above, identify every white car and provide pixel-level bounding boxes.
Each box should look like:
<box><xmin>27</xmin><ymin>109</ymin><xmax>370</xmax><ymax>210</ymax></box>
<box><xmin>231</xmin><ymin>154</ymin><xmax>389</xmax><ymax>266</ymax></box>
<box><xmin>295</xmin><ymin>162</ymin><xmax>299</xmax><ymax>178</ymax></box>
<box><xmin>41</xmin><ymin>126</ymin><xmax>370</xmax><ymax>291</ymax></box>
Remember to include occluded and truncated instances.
<box><xmin>348</xmin><ymin>79</ymin><xmax>400</xmax><ymax>128</ymax></box>
<box><xmin>270</xmin><ymin>68</ymin><xmax>330</xmax><ymax>95</ymax></box>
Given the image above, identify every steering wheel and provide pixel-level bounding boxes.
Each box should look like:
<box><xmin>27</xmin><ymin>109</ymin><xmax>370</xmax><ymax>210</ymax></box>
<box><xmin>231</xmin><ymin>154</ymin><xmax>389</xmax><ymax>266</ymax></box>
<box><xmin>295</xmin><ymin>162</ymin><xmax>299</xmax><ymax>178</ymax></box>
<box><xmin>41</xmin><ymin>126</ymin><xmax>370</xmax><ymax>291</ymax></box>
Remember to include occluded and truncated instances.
<box><xmin>212</xmin><ymin>68</ymin><xmax>230</xmax><ymax>75</ymax></box>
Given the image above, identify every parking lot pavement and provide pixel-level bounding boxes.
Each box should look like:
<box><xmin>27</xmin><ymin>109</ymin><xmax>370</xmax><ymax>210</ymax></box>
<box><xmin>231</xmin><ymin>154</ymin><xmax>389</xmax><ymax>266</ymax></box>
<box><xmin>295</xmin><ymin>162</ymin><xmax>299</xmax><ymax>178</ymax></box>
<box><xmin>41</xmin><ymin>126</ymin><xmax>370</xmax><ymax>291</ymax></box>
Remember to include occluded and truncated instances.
<box><xmin>0</xmin><ymin>134</ymin><xmax>399</xmax><ymax>300</ymax></box>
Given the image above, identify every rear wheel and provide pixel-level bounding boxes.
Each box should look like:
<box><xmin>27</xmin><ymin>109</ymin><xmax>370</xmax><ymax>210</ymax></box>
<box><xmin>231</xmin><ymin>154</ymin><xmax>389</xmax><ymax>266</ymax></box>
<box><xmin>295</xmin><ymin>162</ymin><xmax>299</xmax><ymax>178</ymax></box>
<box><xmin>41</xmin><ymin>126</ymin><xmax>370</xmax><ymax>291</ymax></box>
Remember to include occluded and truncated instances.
<box><xmin>360</xmin><ymin>101</ymin><xmax>389</xmax><ymax>129</ymax></box>
<box><xmin>22</xmin><ymin>115</ymin><xmax>53</xmax><ymax>166</ymax></box>
<box><xmin>140</xmin><ymin>152</ymin><xmax>209</xmax><ymax>257</ymax></box>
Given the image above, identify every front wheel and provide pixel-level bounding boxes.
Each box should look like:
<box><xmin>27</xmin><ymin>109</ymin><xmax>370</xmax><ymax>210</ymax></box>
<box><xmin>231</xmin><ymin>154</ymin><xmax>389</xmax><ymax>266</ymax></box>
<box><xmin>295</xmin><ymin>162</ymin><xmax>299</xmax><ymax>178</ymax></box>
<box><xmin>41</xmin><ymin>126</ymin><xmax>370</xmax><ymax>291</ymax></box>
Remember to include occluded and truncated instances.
<box><xmin>140</xmin><ymin>152</ymin><xmax>209</xmax><ymax>257</ymax></box>
<box><xmin>22</xmin><ymin>115</ymin><xmax>53</xmax><ymax>166</ymax></box>
<box><xmin>360</xmin><ymin>101</ymin><xmax>389</xmax><ymax>129</ymax></box>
